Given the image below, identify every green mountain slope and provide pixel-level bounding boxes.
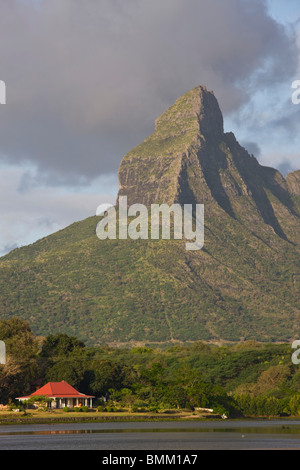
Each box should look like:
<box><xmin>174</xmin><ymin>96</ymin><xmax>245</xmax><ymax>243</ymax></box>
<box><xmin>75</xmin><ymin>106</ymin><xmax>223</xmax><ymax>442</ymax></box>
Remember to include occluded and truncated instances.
<box><xmin>0</xmin><ymin>86</ymin><xmax>299</xmax><ymax>346</ymax></box>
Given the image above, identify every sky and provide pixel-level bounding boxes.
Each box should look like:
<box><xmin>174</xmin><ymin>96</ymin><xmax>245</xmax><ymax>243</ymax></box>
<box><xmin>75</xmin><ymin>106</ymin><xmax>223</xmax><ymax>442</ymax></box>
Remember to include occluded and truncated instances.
<box><xmin>0</xmin><ymin>0</ymin><xmax>299</xmax><ymax>255</ymax></box>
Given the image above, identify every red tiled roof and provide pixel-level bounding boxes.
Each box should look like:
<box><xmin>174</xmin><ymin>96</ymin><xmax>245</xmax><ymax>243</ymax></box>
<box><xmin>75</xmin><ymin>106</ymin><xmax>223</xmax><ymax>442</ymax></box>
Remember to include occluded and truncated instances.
<box><xmin>16</xmin><ymin>380</ymin><xmax>94</xmax><ymax>399</ymax></box>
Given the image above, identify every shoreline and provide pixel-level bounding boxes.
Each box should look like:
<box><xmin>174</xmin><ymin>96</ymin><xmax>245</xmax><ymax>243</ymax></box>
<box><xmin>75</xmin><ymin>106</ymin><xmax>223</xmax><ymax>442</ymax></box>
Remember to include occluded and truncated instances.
<box><xmin>0</xmin><ymin>411</ymin><xmax>218</xmax><ymax>426</ymax></box>
<box><xmin>0</xmin><ymin>410</ymin><xmax>299</xmax><ymax>426</ymax></box>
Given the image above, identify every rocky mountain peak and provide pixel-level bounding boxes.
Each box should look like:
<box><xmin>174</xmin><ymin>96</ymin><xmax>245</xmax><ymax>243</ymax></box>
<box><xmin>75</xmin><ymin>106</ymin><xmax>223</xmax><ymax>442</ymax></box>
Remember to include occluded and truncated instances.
<box><xmin>117</xmin><ymin>85</ymin><xmax>226</xmax><ymax>207</ymax></box>
<box><xmin>154</xmin><ymin>85</ymin><xmax>224</xmax><ymax>140</ymax></box>
<box><xmin>117</xmin><ymin>85</ymin><xmax>299</xmax><ymax>243</ymax></box>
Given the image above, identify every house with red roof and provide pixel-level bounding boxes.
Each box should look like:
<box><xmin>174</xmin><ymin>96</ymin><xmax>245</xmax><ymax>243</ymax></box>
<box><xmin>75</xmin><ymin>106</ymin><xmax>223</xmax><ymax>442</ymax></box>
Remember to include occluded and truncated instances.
<box><xmin>16</xmin><ymin>380</ymin><xmax>94</xmax><ymax>409</ymax></box>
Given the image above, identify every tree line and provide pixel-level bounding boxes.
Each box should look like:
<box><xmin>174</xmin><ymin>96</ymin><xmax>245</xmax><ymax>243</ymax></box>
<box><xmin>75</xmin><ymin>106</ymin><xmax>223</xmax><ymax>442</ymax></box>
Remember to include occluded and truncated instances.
<box><xmin>1</xmin><ymin>317</ymin><xmax>300</xmax><ymax>417</ymax></box>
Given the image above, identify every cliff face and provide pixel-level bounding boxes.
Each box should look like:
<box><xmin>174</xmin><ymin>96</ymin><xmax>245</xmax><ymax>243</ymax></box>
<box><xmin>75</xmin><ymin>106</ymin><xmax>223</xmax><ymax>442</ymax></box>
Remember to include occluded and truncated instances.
<box><xmin>118</xmin><ymin>85</ymin><xmax>300</xmax><ymax>243</ymax></box>
<box><xmin>118</xmin><ymin>86</ymin><xmax>223</xmax><ymax>206</ymax></box>
<box><xmin>287</xmin><ymin>170</ymin><xmax>300</xmax><ymax>196</ymax></box>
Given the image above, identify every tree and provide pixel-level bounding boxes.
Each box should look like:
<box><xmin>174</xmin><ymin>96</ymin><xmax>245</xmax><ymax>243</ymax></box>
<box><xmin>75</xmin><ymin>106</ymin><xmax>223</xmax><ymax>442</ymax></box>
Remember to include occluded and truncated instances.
<box><xmin>23</xmin><ymin>395</ymin><xmax>52</xmax><ymax>410</ymax></box>
<box><xmin>0</xmin><ymin>317</ymin><xmax>38</xmax><ymax>359</ymax></box>
<box><xmin>45</xmin><ymin>358</ymin><xmax>87</xmax><ymax>390</ymax></box>
<box><xmin>289</xmin><ymin>395</ymin><xmax>300</xmax><ymax>416</ymax></box>
<box><xmin>88</xmin><ymin>360</ymin><xmax>126</xmax><ymax>397</ymax></box>
<box><xmin>0</xmin><ymin>318</ymin><xmax>39</xmax><ymax>402</ymax></box>
<box><xmin>40</xmin><ymin>333</ymin><xmax>85</xmax><ymax>358</ymax></box>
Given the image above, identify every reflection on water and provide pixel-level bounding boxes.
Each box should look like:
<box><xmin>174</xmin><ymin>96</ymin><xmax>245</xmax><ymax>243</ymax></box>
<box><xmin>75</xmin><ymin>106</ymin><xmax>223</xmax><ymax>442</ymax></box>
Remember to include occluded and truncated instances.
<box><xmin>0</xmin><ymin>420</ymin><xmax>300</xmax><ymax>436</ymax></box>
<box><xmin>2</xmin><ymin>425</ymin><xmax>300</xmax><ymax>436</ymax></box>
<box><xmin>1</xmin><ymin>421</ymin><xmax>300</xmax><ymax>450</ymax></box>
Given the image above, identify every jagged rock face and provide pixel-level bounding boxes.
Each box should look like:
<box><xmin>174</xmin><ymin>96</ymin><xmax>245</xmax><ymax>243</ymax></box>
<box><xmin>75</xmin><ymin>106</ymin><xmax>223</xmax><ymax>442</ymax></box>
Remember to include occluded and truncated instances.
<box><xmin>117</xmin><ymin>85</ymin><xmax>300</xmax><ymax>242</ymax></box>
<box><xmin>286</xmin><ymin>170</ymin><xmax>300</xmax><ymax>196</ymax></box>
<box><xmin>117</xmin><ymin>85</ymin><xmax>223</xmax><ymax>206</ymax></box>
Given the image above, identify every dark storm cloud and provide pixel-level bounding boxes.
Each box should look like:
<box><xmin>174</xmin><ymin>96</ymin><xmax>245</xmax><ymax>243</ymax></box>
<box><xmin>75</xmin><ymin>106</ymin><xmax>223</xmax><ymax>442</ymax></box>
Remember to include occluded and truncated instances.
<box><xmin>241</xmin><ymin>142</ymin><xmax>261</xmax><ymax>158</ymax></box>
<box><xmin>0</xmin><ymin>0</ymin><xmax>297</xmax><ymax>185</ymax></box>
<box><xmin>277</xmin><ymin>160</ymin><xmax>295</xmax><ymax>176</ymax></box>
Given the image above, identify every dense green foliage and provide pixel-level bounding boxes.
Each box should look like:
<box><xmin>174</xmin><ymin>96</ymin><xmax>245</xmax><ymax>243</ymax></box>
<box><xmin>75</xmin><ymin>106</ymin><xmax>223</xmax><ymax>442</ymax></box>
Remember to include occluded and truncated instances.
<box><xmin>2</xmin><ymin>319</ymin><xmax>300</xmax><ymax>417</ymax></box>
<box><xmin>0</xmin><ymin>198</ymin><xmax>299</xmax><ymax>346</ymax></box>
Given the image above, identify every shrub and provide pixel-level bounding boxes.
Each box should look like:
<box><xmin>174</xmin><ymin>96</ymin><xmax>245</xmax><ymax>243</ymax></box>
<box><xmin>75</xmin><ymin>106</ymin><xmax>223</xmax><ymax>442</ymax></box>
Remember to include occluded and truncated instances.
<box><xmin>62</xmin><ymin>406</ymin><xmax>69</xmax><ymax>412</ymax></box>
<box><xmin>148</xmin><ymin>404</ymin><xmax>158</xmax><ymax>413</ymax></box>
<box><xmin>80</xmin><ymin>406</ymin><xmax>89</xmax><ymax>412</ymax></box>
<box><xmin>37</xmin><ymin>407</ymin><xmax>48</xmax><ymax>412</ymax></box>
<box><xmin>106</xmin><ymin>406</ymin><xmax>116</xmax><ymax>412</ymax></box>
<box><xmin>131</xmin><ymin>405</ymin><xmax>148</xmax><ymax>412</ymax></box>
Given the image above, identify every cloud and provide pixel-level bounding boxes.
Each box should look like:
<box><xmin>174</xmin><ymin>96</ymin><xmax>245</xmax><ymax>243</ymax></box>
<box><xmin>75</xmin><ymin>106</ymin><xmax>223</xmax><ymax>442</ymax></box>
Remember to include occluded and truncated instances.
<box><xmin>0</xmin><ymin>0</ymin><xmax>298</xmax><ymax>186</ymax></box>
<box><xmin>261</xmin><ymin>152</ymin><xmax>300</xmax><ymax>176</ymax></box>
<box><xmin>240</xmin><ymin>142</ymin><xmax>261</xmax><ymax>158</ymax></box>
<box><xmin>277</xmin><ymin>160</ymin><xmax>296</xmax><ymax>176</ymax></box>
<box><xmin>0</xmin><ymin>163</ymin><xmax>117</xmax><ymax>256</ymax></box>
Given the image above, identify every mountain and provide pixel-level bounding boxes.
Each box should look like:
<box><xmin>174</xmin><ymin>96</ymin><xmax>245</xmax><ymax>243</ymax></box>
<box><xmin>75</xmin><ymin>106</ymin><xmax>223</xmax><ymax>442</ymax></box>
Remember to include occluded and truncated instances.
<box><xmin>0</xmin><ymin>86</ymin><xmax>299</xmax><ymax>346</ymax></box>
<box><xmin>118</xmin><ymin>86</ymin><xmax>299</xmax><ymax>242</ymax></box>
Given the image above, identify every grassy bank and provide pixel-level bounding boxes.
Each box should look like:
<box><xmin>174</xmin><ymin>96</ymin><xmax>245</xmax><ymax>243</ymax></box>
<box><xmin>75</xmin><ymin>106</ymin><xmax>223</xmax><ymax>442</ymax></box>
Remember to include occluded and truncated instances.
<box><xmin>1</xmin><ymin>410</ymin><xmax>300</xmax><ymax>426</ymax></box>
<box><xmin>0</xmin><ymin>409</ymin><xmax>218</xmax><ymax>425</ymax></box>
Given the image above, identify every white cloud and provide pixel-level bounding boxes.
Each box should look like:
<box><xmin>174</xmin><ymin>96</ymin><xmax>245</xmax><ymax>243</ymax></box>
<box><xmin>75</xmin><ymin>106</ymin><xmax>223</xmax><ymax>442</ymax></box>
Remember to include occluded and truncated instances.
<box><xmin>0</xmin><ymin>163</ymin><xmax>117</xmax><ymax>256</ymax></box>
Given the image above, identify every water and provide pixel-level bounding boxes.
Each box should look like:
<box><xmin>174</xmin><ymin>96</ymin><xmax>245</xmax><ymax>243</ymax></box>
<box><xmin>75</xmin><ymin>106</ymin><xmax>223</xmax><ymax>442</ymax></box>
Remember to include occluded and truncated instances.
<box><xmin>1</xmin><ymin>420</ymin><xmax>300</xmax><ymax>450</ymax></box>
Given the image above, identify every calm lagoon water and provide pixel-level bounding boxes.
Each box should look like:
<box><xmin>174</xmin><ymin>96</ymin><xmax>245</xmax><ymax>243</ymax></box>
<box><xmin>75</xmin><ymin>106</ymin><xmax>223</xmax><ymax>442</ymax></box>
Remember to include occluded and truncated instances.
<box><xmin>1</xmin><ymin>419</ymin><xmax>300</xmax><ymax>450</ymax></box>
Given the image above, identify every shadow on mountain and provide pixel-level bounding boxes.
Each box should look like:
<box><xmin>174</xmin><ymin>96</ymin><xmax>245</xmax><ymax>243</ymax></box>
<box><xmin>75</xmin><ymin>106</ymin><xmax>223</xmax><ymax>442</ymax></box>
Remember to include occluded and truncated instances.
<box><xmin>227</xmin><ymin>139</ymin><xmax>288</xmax><ymax>241</ymax></box>
<box><xmin>198</xmin><ymin>144</ymin><xmax>236</xmax><ymax>219</ymax></box>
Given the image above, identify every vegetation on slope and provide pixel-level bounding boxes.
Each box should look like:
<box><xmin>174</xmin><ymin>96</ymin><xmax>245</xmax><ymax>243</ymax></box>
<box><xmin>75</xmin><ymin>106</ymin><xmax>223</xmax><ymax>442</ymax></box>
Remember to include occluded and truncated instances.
<box><xmin>0</xmin><ymin>198</ymin><xmax>299</xmax><ymax>346</ymax></box>
<box><xmin>2</xmin><ymin>319</ymin><xmax>300</xmax><ymax>418</ymax></box>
